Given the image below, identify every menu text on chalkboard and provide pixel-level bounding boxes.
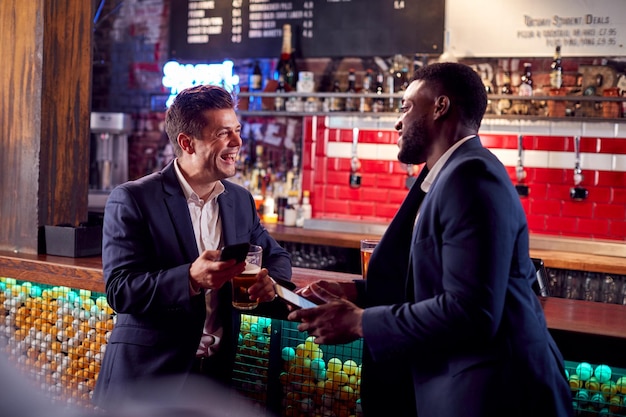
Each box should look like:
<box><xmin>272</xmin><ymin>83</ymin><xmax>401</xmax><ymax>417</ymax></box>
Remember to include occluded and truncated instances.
<box><xmin>170</xmin><ymin>0</ymin><xmax>445</xmax><ymax>61</ymax></box>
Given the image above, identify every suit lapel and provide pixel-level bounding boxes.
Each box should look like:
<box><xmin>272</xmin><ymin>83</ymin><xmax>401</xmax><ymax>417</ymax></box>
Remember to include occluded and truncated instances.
<box><xmin>161</xmin><ymin>162</ymin><xmax>199</xmax><ymax>262</ymax></box>
<box><xmin>217</xmin><ymin>185</ymin><xmax>239</xmax><ymax>246</ymax></box>
<box><xmin>365</xmin><ymin>166</ymin><xmax>429</xmax><ymax>306</ymax></box>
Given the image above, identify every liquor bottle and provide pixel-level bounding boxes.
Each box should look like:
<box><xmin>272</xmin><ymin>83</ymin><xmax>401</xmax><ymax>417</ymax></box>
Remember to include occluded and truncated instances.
<box><xmin>274</xmin><ymin>75</ymin><xmax>286</xmax><ymax>111</ymax></box>
<box><xmin>497</xmin><ymin>70</ymin><xmax>512</xmax><ymax>115</ymax></box>
<box><xmin>301</xmin><ymin>190</ymin><xmax>312</xmax><ymax>220</ymax></box>
<box><xmin>275</xmin><ymin>24</ymin><xmax>297</xmax><ymax>89</ymax></box>
<box><xmin>345</xmin><ymin>69</ymin><xmax>357</xmax><ymax>112</ymax></box>
<box><xmin>372</xmin><ymin>72</ymin><xmax>385</xmax><ymax>112</ymax></box>
<box><xmin>550</xmin><ymin>46</ymin><xmax>563</xmax><ymax>89</ymax></box>
<box><xmin>249</xmin><ymin>61</ymin><xmax>263</xmax><ymax>111</ymax></box>
<box><xmin>518</xmin><ymin>63</ymin><xmax>533</xmax><ymax>96</ymax></box>
<box><xmin>359</xmin><ymin>69</ymin><xmax>373</xmax><ymax>112</ymax></box>
<box><xmin>250</xmin><ymin>61</ymin><xmax>263</xmax><ymax>90</ymax></box>
<box><xmin>329</xmin><ymin>79</ymin><xmax>344</xmax><ymax>112</ymax></box>
<box><xmin>296</xmin><ymin>190</ymin><xmax>312</xmax><ymax>227</ymax></box>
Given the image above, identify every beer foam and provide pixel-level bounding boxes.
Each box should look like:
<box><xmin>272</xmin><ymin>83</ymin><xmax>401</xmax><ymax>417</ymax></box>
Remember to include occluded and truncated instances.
<box><xmin>243</xmin><ymin>262</ymin><xmax>261</xmax><ymax>274</ymax></box>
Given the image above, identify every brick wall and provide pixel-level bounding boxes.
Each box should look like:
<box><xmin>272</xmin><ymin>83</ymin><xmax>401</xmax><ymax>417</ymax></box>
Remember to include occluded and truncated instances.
<box><xmin>301</xmin><ymin>117</ymin><xmax>626</xmax><ymax>242</ymax></box>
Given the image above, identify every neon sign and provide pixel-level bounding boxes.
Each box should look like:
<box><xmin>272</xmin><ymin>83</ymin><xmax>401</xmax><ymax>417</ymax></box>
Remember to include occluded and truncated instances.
<box><xmin>162</xmin><ymin>60</ymin><xmax>240</xmax><ymax>107</ymax></box>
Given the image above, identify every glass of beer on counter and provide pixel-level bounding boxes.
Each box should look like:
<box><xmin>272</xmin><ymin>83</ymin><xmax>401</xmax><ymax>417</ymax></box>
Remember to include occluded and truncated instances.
<box><xmin>231</xmin><ymin>245</ymin><xmax>263</xmax><ymax>309</ymax></box>
<box><xmin>360</xmin><ymin>239</ymin><xmax>379</xmax><ymax>279</ymax></box>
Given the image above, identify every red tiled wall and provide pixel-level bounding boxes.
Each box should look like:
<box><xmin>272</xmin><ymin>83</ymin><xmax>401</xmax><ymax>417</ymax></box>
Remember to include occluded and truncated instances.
<box><xmin>301</xmin><ymin>117</ymin><xmax>626</xmax><ymax>241</ymax></box>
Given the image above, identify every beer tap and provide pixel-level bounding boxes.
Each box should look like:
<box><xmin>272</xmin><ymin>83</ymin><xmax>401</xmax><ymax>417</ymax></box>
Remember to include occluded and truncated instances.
<box><xmin>349</xmin><ymin>127</ymin><xmax>362</xmax><ymax>188</ymax></box>
<box><xmin>515</xmin><ymin>134</ymin><xmax>529</xmax><ymax>197</ymax></box>
<box><xmin>570</xmin><ymin>136</ymin><xmax>588</xmax><ymax>201</ymax></box>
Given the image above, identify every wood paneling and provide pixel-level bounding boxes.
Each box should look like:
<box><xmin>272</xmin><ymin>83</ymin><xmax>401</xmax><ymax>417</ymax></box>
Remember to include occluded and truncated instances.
<box><xmin>0</xmin><ymin>1</ymin><xmax>93</xmax><ymax>254</ymax></box>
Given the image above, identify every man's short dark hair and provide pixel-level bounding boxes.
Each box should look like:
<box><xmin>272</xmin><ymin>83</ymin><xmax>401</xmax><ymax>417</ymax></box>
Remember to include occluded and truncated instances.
<box><xmin>165</xmin><ymin>85</ymin><xmax>235</xmax><ymax>156</ymax></box>
<box><xmin>411</xmin><ymin>63</ymin><xmax>487</xmax><ymax>130</ymax></box>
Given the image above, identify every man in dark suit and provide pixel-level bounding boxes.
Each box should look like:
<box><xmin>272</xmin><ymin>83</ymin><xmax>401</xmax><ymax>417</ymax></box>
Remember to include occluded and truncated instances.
<box><xmin>289</xmin><ymin>63</ymin><xmax>573</xmax><ymax>417</ymax></box>
<box><xmin>93</xmin><ymin>85</ymin><xmax>292</xmax><ymax>408</ymax></box>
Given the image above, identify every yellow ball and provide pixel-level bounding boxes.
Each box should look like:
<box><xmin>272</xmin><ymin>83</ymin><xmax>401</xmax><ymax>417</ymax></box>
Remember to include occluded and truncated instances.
<box><xmin>343</xmin><ymin>360</ymin><xmax>358</xmax><ymax>375</ymax></box>
<box><xmin>328</xmin><ymin>357</ymin><xmax>342</xmax><ymax>374</ymax></box>
<box><xmin>601</xmin><ymin>381</ymin><xmax>618</xmax><ymax>397</ymax></box>
<box><xmin>616</xmin><ymin>377</ymin><xmax>626</xmax><ymax>394</ymax></box>
<box><xmin>568</xmin><ymin>374</ymin><xmax>582</xmax><ymax>391</ymax></box>
<box><xmin>585</xmin><ymin>376</ymin><xmax>600</xmax><ymax>392</ymax></box>
<box><xmin>609</xmin><ymin>395</ymin><xmax>622</xmax><ymax>414</ymax></box>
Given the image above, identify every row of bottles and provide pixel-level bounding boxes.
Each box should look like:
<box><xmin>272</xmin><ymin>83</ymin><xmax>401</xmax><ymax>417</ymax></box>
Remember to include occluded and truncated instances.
<box><xmin>241</xmin><ymin>24</ymin><xmax>409</xmax><ymax>114</ymax></box>
<box><xmin>488</xmin><ymin>46</ymin><xmax>624</xmax><ymax>118</ymax></box>
<box><xmin>231</xmin><ymin>141</ymin><xmax>312</xmax><ymax>227</ymax></box>
<box><xmin>262</xmin><ymin>189</ymin><xmax>312</xmax><ymax>227</ymax></box>
<box><xmin>244</xmin><ymin>39</ymin><xmax>623</xmax><ymax>118</ymax></box>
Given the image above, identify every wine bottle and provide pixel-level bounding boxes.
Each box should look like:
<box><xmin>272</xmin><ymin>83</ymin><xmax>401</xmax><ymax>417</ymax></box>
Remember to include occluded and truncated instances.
<box><xmin>275</xmin><ymin>24</ymin><xmax>297</xmax><ymax>89</ymax></box>
<box><xmin>274</xmin><ymin>75</ymin><xmax>286</xmax><ymax>111</ymax></box>
<box><xmin>251</xmin><ymin>61</ymin><xmax>262</xmax><ymax>90</ymax></box>
<box><xmin>345</xmin><ymin>69</ymin><xmax>357</xmax><ymax>112</ymax></box>
<box><xmin>249</xmin><ymin>61</ymin><xmax>263</xmax><ymax>111</ymax></box>
<box><xmin>329</xmin><ymin>79</ymin><xmax>344</xmax><ymax>112</ymax></box>
<box><xmin>519</xmin><ymin>63</ymin><xmax>533</xmax><ymax>96</ymax></box>
<box><xmin>550</xmin><ymin>46</ymin><xmax>563</xmax><ymax>89</ymax></box>
<box><xmin>360</xmin><ymin>69</ymin><xmax>373</xmax><ymax>112</ymax></box>
<box><xmin>372</xmin><ymin>72</ymin><xmax>385</xmax><ymax>112</ymax></box>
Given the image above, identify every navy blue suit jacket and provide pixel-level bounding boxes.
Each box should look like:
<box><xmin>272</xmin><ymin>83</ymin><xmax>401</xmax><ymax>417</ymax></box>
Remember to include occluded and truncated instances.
<box><xmin>93</xmin><ymin>161</ymin><xmax>291</xmax><ymax>406</ymax></box>
<box><xmin>357</xmin><ymin>137</ymin><xmax>572</xmax><ymax>417</ymax></box>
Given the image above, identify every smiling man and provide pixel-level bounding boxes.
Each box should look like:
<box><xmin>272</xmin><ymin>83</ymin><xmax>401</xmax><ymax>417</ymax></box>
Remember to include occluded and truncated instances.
<box><xmin>93</xmin><ymin>85</ymin><xmax>292</xmax><ymax>408</ymax></box>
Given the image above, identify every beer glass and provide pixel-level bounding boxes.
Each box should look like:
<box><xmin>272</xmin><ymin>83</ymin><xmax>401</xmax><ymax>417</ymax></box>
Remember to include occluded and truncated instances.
<box><xmin>231</xmin><ymin>245</ymin><xmax>262</xmax><ymax>309</ymax></box>
<box><xmin>360</xmin><ymin>239</ymin><xmax>379</xmax><ymax>279</ymax></box>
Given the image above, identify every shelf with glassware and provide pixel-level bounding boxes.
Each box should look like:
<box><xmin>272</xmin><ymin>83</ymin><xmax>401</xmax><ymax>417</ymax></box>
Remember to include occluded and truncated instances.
<box><xmin>237</xmin><ymin>91</ymin><xmax>626</xmax><ymax>122</ymax></box>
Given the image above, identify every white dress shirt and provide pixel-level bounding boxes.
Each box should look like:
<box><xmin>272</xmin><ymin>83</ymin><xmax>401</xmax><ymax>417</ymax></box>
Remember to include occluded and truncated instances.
<box><xmin>415</xmin><ymin>135</ymin><xmax>476</xmax><ymax>227</ymax></box>
<box><xmin>173</xmin><ymin>159</ymin><xmax>225</xmax><ymax>357</ymax></box>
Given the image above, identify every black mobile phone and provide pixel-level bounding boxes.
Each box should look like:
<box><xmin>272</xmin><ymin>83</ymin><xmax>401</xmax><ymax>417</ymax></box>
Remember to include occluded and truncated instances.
<box><xmin>274</xmin><ymin>284</ymin><xmax>318</xmax><ymax>310</ymax></box>
<box><xmin>219</xmin><ymin>242</ymin><xmax>250</xmax><ymax>263</ymax></box>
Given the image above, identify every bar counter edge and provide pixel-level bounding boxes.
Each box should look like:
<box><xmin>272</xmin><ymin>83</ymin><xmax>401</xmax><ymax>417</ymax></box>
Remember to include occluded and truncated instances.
<box><xmin>1</xmin><ymin>250</ymin><xmax>625</xmax><ymax>345</ymax></box>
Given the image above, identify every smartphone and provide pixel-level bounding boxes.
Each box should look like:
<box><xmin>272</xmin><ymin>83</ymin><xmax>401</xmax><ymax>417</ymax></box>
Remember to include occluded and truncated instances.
<box><xmin>219</xmin><ymin>242</ymin><xmax>250</xmax><ymax>263</ymax></box>
<box><xmin>274</xmin><ymin>284</ymin><xmax>319</xmax><ymax>310</ymax></box>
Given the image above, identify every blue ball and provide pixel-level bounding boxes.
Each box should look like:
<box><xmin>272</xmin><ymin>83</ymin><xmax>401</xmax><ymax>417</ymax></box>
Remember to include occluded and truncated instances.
<box><xmin>594</xmin><ymin>364</ymin><xmax>612</xmax><ymax>383</ymax></box>
<box><xmin>281</xmin><ymin>346</ymin><xmax>295</xmax><ymax>362</ymax></box>
<box><xmin>576</xmin><ymin>362</ymin><xmax>594</xmax><ymax>381</ymax></box>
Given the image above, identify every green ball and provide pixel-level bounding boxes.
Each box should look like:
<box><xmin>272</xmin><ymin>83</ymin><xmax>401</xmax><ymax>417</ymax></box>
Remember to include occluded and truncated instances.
<box><xmin>576</xmin><ymin>362</ymin><xmax>594</xmax><ymax>381</ymax></box>
<box><xmin>281</xmin><ymin>346</ymin><xmax>295</xmax><ymax>362</ymax></box>
<box><xmin>594</xmin><ymin>364</ymin><xmax>612</xmax><ymax>383</ymax></box>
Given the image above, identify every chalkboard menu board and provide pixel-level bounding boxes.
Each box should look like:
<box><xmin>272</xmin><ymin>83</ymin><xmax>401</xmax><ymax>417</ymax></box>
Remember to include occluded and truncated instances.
<box><xmin>169</xmin><ymin>0</ymin><xmax>445</xmax><ymax>61</ymax></box>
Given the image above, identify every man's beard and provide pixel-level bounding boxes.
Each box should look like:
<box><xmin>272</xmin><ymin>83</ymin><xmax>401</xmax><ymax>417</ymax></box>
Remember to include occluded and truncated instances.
<box><xmin>397</xmin><ymin>115</ymin><xmax>429</xmax><ymax>165</ymax></box>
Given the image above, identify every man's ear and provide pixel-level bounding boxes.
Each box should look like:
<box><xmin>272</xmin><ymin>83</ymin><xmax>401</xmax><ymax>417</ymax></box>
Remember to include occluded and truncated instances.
<box><xmin>433</xmin><ymin>95</ymin><xmax>450</xmax><ymax>120</ymax></box>
<box><xmin>178</xmin><ymin>133</ymin><xmax>194</xmax><ymax>154</ymax></box>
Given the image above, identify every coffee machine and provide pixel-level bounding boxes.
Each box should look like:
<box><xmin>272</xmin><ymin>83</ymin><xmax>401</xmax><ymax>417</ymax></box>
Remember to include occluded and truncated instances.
<box><xmin>88</xmin><ymin>112</ymin><xmax>132</xmax><ymax>211</ymax></box>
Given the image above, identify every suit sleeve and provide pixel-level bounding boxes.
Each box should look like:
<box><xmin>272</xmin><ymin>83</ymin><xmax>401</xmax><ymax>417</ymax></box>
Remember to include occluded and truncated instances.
<box><xmin>362</xmin><ymin>157</ymin><xmax>522</xmax><ymax>362</ymax></box>
<box><xmin>102</xmin><ymin>185</ymin><xmax>195</xmax><ymax>315</ymax></box>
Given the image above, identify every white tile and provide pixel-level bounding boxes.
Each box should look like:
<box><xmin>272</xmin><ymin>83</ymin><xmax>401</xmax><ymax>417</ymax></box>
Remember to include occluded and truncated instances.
<box><xmin>327</xmin><ymin>142</ymin><xmax>351</xmax><ymax>158</ymax></box>
<box><xmin>550</xmin><ymin>121</ymin><xmax>584</xmax><ymax>137</ymax></box>
<box><xmin>614</xmin><ymin>123</ymin><xmax>626</xmax><ymax>138</ymax></box>
<box><xmin>490</xmin><ymin>148</ymin><xmax>518</xmax><ymax>166</ymax></box>
<box><xmin>376</xmin><ymin>144</ymin><xmax>399</xmax><ymax>161</ymax></box>
<box><xmin>522</xmin><ymin>150</ymin><xmax>549</xmax><ymax>168</ymax></box>
<box><xmin>326</xmin><ymin>116</ymin><xmax>355</xmax><ymax>129</ymax></box>
<box><xmin>358</xmin><ymin>144</ymin><xmax>379</xmax><ymax>160</ymax></box>
<box><xmin>548</xmin><ymin>151</ymin><xmax>575</xmax><ymax>169</ymax></box>
<box><xmin>580</xmin><ymin>153</ymin><xmax>614</xmax><ymax>171</ymax></box>
<box><xmin>582</xmin><ymin>122</ymin><xmax>618</xmax><ymax>137</ymax></box>
<box><xmin>519</xmin><ymin>120</ymin><xmax>551</xmax><ymax>133</ymax></box>
<box><xmin>613</xmin><ymin>155</ymin><xmax>626</xmax><ymax>172</ymax></box>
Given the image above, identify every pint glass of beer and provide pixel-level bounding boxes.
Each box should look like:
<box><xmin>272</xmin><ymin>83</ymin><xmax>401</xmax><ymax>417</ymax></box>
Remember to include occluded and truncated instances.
<box><xmin>360</xmin><ymin>239</ymin><xmax>379</xmax><ymax>279</ymax></box>
<box><xmin>231</xmin><ymin>245</ymin><xmax>262</xmax><ymax>309</ymax></box>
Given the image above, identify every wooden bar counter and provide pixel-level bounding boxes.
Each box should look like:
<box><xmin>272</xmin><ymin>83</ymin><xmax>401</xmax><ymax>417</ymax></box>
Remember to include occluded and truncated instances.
<box><xmin>265</xmin><ymin>223</ymin><xmax>626</xmax><ymax>275</ymax></box>
<box><xmin>1</xmin><ymin>250</ymin><xmax>625</xmax><ymax>366</ymax></box>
